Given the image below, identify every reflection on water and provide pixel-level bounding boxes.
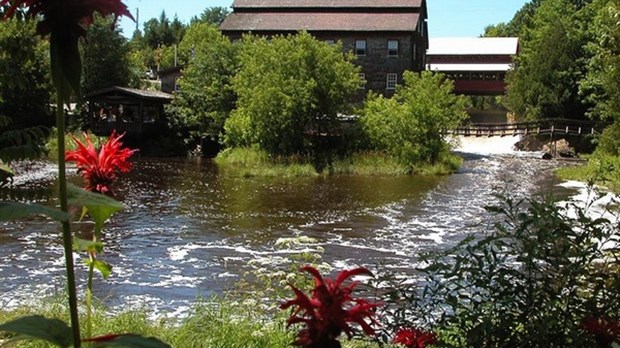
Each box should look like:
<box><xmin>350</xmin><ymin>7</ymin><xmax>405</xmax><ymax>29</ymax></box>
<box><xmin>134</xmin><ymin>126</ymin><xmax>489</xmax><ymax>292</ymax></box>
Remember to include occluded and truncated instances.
<box><xmin>0</xmin><ymin>138</ymin><xmax>579</xmax><ymax>316</ymax></box>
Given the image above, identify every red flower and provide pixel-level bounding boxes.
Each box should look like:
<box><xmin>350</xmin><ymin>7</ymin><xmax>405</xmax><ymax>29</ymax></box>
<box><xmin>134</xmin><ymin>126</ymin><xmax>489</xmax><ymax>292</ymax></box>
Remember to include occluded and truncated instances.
<box><xmin>0</xmin><ymin>0</ymin><xmax>133</xmax><ymax>37</ymax></box>
<box><xmin>393</xmin><ymin>327</ymin><xmax>437</xmax><ymax>348</ymax></box>
<box><xmin>280</xmin><ymin>266</ymin><xmax>380</xmax><ymax>348</ymax></box>
<box><xmin>582</xmin><ymin>316</ymin><xmax>620</xmax><ymax>347</ymax></box>
<box><xmin>65</xmin><ymin>131</ymin><xmax>136</xmax><ymax>195</ymax></box>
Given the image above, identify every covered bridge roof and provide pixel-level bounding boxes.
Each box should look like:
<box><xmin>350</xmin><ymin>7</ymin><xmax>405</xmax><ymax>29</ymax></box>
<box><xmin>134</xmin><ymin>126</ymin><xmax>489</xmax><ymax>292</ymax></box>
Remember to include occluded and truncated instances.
<box><xmin>220</xmin><ymin>12</ymin><xmax>421</xmax><ymax>32</ymax></box>
<box><xmin>427</xmin><ymin>37</ymin><xmax>519</xmax><ymax>56</ymax></box>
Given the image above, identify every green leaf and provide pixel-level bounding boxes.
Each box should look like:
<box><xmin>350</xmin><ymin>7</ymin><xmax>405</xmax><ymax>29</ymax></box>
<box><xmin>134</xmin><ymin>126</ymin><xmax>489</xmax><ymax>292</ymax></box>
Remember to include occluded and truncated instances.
<box><xmin>67</xmin><ymin>184</ymin><xmax>124</xmax><ymax>232</ymax></box>
<box><xmin>87</xmin><ymin>334</ymin><xmax>171</xmax><ymax>348</ymax></box>
<box><xmin>0</xmin><ymin>202</ymin><xmax>69</xmax><ymax>222</ymax></box>
<box><xmin>73</xmin><ymin>238</ymin><xmax>104</xmax><ymax>253</ymax></box>
<box><xmin>84</xmin><ymin>259</ymin><xmax>112</xmax><ymax>279</ymax></box>
<box><xmin>0</xmin><ymin>315</ymin><xmax>72</xmax><ymax>348</ymax></box>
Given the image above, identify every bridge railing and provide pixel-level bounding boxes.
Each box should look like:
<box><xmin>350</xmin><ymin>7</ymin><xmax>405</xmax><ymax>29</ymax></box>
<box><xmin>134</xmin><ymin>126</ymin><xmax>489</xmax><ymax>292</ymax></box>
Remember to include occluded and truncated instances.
<box><xmin>451</xmin><ymin>118</ymin><xmax>609</xmax><ymax>137</ymax></box>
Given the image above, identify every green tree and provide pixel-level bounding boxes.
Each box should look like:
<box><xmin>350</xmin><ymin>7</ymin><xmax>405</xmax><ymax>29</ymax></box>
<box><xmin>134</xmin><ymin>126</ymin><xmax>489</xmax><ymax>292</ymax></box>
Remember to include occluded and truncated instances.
<box><xmin>82</xmin><ymin>15</ymin><xmax>142</xmax><ymax>94</ymax></box>
<box><xmin>143</xmin><ymin>11</ymin><xmax>185</xmax><ymax>49</ymax></box>
<box><xmin>225</xmin><ymin>32</ymin><xmax>360</xmax><ymax>166</ymax></box>
<box><xmin>483</xmin><ymin>0</ymin><xmax>541</xmax><ymax>37</ymax></box>
<box><xmin>505</xmin><ymin>0</ymin><xmax>592</xmax><ymax>120</ymax></box>
<box><xmin>360</xmin><ymin>71</ymin><xmax>468</xmax><ymax>169</ymax></box>
<box><xmin>191</xmin><ymin>6</ymin><xmax>230</xmax><ymax>26</ymax></box>
<box><xmin>0</xmin><ymin>17</ymin><xmax>52</xmax><ymax>129</ymax></box>
<box><xmin>580</xmin><ymin>0</ymin><xmax>620</xmax><ymax>122</ymax></box>
<box><xmin>165</xmin><ymin>23</ymin><xmax>239</xmax><ymax>148</ymax></box>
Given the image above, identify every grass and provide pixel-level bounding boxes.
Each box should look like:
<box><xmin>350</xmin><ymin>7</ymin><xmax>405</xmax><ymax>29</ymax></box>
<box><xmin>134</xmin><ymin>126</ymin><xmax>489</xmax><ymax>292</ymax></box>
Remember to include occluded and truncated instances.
<box><xmin>215</xmin><ymin>147</ymin><xmax>462</xmax><ymax>177</ymax></box>
<box><xmin>45</xmin><ymin>129</ymin><xmax>104</xmax><ymax>162</ymax></box>
<box><xmin>556</xmin><ymin>153</ymin><xmax>620</xmax><ymax>193</ymax></box>
<box><xmin>0</xmin><ymin>295</ymin><xmax>392</xmax><ymax>348</ymax></box>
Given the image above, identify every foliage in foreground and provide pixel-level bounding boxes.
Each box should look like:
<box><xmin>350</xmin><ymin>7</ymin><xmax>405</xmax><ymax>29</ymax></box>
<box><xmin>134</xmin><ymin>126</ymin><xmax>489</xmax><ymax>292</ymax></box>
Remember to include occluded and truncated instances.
<box><xmin>377</xmin><ymin>193</ymin><xmax>620</xmax><ymax>348</ymax></box>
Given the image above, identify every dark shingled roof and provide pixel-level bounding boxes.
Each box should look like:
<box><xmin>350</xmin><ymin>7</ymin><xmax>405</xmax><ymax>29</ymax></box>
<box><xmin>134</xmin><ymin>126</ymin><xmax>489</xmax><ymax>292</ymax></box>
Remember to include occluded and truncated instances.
<box><xmin>232</xmin><ymin>0</ymin><xmax>423</xmax><ymax>8</ymax></box>
<box><xmin>220</xmin><ymin>12</ymin><xmax>421</xmax><ymax>32</ymax></box>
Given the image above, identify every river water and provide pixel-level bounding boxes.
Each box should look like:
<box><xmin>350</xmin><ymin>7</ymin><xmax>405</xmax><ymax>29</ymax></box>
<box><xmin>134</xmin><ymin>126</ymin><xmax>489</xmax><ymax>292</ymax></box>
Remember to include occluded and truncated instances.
<box><xmin>0</xmin><ymin>136</ymin><xmax>580</xmax><ymax>317</ymax></box>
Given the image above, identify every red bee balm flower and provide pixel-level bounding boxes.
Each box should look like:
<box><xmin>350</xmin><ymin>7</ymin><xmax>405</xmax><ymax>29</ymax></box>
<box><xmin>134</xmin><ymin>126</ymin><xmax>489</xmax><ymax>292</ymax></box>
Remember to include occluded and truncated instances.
<box><xmin>280</xmin><ymin>266</ymin><xmax>380</xmax><ymax>348</ymax></box>
<box><xmin>582</xmin><ymin>316</ymin><xmax>620</xmax><ymax>347</ymax></box>
<box><xmin>65</xmin><ymin>131</ymin><xmax>136</xmax><ymax>195</ymax></box>
<box><xmin>393</xmin><ymin>327</ymin><xmax>437</xmax><ymax>348</ymax></box>
<box><xmin>0</xmin><ymin>0</ymin><xmax>134</xmax><ymax>37</ymax></box>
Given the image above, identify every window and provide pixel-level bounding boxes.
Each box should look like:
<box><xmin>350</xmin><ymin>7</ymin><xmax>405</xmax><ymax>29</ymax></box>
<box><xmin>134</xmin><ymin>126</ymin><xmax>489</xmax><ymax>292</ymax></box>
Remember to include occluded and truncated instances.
<box><xmin>387</xmin><ymin>40</ymin><xmax>399</xmax><ymax>56</ymax></box>
<box><xmin>174</xmin><ymin>77</ymin><xmax>181</xmax><ymax>91</ymax></box>
<box><xmin>386</xmin><ymin>73</ymin><xmax>398</xmax><ymax>90</ymax></box>
<box><xmin>359</xmin><ymin>73</ymin><xmax>366</xmax><ymax>89</ymax></box>
<box><xmin>355</xmin><ymin>40</ymin><xmax>366</xmax><ymax>56</ymax></box>
<box><xmin>325</xmin><ymin>39</ymin><xmax>335</xmax><ymax>45</ymax></box>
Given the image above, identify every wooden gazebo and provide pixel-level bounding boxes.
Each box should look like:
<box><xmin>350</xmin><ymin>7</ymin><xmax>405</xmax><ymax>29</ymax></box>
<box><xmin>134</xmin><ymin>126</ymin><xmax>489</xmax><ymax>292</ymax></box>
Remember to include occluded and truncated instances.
<box><xmin>86</xmin><ymin>86</ymin><xmax>173</xmax><ymax>137</ymax></box>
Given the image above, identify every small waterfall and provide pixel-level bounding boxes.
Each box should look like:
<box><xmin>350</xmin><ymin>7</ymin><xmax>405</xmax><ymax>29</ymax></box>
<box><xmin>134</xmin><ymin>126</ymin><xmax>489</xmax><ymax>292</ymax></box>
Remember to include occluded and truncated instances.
<box><xmin>452</xmin><ymin>135</ymin><xmax>543</xmax><ymax>157</ymax></box>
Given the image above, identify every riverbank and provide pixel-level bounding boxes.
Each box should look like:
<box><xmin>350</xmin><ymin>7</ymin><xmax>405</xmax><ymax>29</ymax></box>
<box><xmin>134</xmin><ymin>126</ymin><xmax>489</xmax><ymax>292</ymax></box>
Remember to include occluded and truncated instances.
<box><xmin>556</xmin><ymin>153</ymin><xmax>620</xmax><ymax>194</ymax></box>
<box><xmin>215</xmin><ymin>147</ymin><xmax>462</xmax><ymax>177</ymax></box>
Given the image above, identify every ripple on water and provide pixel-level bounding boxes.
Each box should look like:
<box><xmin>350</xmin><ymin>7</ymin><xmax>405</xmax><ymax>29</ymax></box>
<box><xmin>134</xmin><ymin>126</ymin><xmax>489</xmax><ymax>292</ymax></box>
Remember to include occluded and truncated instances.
<box><xmin>1</xmin><ymin>151</ymin><xmax>585</xmax><ymax>316</ymax></box>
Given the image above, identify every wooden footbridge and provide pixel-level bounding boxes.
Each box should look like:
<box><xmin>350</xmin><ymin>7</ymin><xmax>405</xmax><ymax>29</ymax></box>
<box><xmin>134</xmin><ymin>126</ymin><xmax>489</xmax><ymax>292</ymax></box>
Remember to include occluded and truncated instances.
<box><xmin>452</xmin><ymin>119</ymin><xmax>609</xmax><ymax>137</ymax></box>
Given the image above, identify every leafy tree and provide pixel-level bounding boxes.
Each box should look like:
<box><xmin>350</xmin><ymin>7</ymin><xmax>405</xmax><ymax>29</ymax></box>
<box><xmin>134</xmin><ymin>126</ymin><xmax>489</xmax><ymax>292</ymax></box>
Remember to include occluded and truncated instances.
<box><xmin>224</xmin><ymin>32</ymin><xmax>360</xmax><ymax>167</ymax></box>
<box><xmin>580</xmin><ymin>0</ymin><xmax>620</xmax><ymax>122</ymax></box>
<box><xmin>165</xmin><ymin>23</ymin><xmax>239</xmax><ymax>147</ymax></box>
<box><xmin>143</xmin><ymin>11</ymin><xmax>185</xmax><ymax>49</ymax></box>
<box><xmin>191</xmin><ymin>6</ymin><xmax>230</xmax><ymax>26</ymax></box>
<box><xmin>360</xmin><ymin>71</ymin><xmax>468</xmax><ymax>168</ymax></box>
<box><xmin>0</xmin><ymin>17</ymin><xmax>52</xmax><ymax>129</ymax></box>
<box><xmin>483</xmin><ymin>0</ymin><xmax>541</xmax><ymax>37</ymax></box>
<box><xmin>504</xmin><ymin>0</ymin><xmax>593</xmax><ymax>120</ymax></box>
<box><xmin>81</xmin><ymin>15</ymin><xmax>142</xmax><ymax>94</ymax></box>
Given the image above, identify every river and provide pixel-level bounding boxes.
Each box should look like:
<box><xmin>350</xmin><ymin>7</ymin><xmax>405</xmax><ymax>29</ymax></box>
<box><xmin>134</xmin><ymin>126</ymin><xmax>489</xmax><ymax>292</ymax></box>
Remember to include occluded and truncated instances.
<box><xmin>0</xmin><ymin>136</ymin><xmax>580</xmax><ymax>317</ymax></box>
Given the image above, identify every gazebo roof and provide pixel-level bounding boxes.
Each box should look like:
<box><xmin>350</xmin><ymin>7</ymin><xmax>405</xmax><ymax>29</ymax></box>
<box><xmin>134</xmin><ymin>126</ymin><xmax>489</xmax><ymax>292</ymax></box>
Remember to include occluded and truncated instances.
<box><xmin>86</xmin><ymin>86</ymin><xmax>173</xmax><ymax>101</ymax></box>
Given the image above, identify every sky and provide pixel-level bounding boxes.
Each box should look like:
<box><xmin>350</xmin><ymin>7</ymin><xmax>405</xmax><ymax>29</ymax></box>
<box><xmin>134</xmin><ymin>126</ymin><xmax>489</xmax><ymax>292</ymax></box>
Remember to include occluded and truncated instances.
<box><xmin>119</xmin><ymin>0</ymin><xmax>531</xmax><ymax>39</ymax></box>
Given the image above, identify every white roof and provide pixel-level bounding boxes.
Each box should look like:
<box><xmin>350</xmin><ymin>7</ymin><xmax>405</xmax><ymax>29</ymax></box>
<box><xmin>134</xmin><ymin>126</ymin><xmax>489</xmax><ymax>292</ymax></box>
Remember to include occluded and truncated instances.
<box><xmin>427</xmin><ymin>37</ymin><xmax>519</xmax><ymax>56</ymax></box>
<box><xmin>428</xmin><ymin>63</ymin><xmax>513</xmax><ymax>72</ymax></box>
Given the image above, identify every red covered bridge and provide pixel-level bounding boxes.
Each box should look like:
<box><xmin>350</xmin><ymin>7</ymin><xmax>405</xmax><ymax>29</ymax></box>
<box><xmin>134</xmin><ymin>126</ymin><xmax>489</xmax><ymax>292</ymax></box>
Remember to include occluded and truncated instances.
<box><xmin>426</xmin><ymin>37</ymin><xmax>519</xmax><ymax>96</ymax></box>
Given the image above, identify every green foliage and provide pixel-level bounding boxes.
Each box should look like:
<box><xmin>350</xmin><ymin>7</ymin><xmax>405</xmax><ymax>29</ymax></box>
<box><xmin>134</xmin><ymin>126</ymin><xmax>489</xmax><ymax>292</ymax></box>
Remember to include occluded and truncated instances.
<box><xmin>360</xmin><ymin>71</ymin><xmax>468</xmax><ymax>171</ymax></box>
<box><xmin>226</xmin><ymin>32</ymin><xmax>361</xmax><ymax>168</ymax></box>
<box><xmin>0</xmin><ymin>116</ymin><xmax>49</xmax><ymax>163</ymax></box>
<box><xmin>165</xmin><ymin>23</ymin><xmax>239</xmax><ymax>147</ymax></box>
<box><xmin>389</xmin><ymin>195</ymin><xmax>620</xmax><ymax>347</ymax></box>
<box><xmin>81</xmin><ymin>15</ymin><xmax>142</xmax><ymax>95</ymax></box>
<box><xmin>504</xmin><ymin>0</ymin><xmax>593</xmax><ymax>120</ymax></box>
<box><xmin>215</xmin><ymin>147</ymin><xmax>318</xmax><ymax>178</ymax></box>
<box><xmin>143</xmin><ymin>11</ymin><xmax>185</xmax><ymax>49</ymax></box>
<box><xmin>0</xmin><ymin>315</ymin><xmax>73</xmax><ymax>347</ymax></box>
<box><xmin>483</xmin><ymin>0</ymin><xmax>541</xmax><ymax>37</ymax></box>
<box><xmin>191</xmin><ymin>7</ymin><xmax>230</xmax><ymax>26</ymax></box>
<box><xmin>0</xmin><ymin>17</ymin><xmax>52</xmax><ymax>129</ymax></box>
<box><xmin>580</xmin><ymin>0</ymin><xmax>620</xmax><ymax>122</ymax></box>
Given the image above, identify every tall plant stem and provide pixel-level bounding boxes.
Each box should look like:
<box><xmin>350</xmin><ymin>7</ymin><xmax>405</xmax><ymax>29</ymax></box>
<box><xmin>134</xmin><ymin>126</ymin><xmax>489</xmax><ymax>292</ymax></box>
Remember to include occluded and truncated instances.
<box><xmin>86</xmin><ymin>250</ymin><xmax>96</xmax><ymax>339</ymax></box>
<box><xmin>56</xmin><ymin>95</ymin><xmax>82</xmax><ymax>347</ymax></box>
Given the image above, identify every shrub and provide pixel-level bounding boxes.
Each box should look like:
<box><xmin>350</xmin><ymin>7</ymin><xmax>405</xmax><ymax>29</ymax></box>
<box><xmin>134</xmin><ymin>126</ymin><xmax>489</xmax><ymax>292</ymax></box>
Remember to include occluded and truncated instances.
<box><xmin>381</xmin><ymin>194</ymin><xmax>620</xmax><ymax>347</ymax></box>
<box><xmin>360</xmin><ymin>71</ymin><xmax>468</xmax><ymax>171</ymax></box>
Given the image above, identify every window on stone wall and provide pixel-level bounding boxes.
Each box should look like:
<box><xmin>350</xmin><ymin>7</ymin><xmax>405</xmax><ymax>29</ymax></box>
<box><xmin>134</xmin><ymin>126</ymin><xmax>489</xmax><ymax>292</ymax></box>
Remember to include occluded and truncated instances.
<box><xmin>386</xmin><ymin>73</ymin><xmax>398</xmax><ymax>90</ymax></box>
<box><xmin>387</xmin><ymin>40</ymin><xmax>399</xmax><ymax>57</ymax></box>
<box><xmin>355</xmin><ymin>40</ymin><xmax>366</xmax><ymax>56</ymax></box>
<box><xmin>359</xmin><ymin>73</ymin><xmax>366</xmax><ymax>89</ymax></box>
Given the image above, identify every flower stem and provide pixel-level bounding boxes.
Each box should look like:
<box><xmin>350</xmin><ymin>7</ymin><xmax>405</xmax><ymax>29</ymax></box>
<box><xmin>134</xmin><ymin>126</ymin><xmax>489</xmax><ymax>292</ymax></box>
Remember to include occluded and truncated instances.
<box><xmin>86</xmin><ymin>253</ymin><xmax>95</xmax><ymax>340</ymax></box>
<box><xmin>56</xmin><ymin>94</ymin><xmax>82</xmax><ymax>347</ymax></box>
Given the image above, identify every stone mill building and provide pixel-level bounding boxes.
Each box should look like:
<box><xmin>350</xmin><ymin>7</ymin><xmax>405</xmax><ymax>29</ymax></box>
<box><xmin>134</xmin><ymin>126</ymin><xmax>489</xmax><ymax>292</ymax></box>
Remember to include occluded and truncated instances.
<box><xmin>219</xmin><ymin>0</ymin><xmax>429</xmax><ymax>97</ymax></box>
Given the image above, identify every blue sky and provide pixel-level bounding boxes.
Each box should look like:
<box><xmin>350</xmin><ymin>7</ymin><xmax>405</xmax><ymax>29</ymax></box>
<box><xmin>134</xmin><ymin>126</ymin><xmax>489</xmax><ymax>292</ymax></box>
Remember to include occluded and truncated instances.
<box><xmin>119</xmin><ymin>0</ymin><xmax>530</xmax><ymax>38</ymax></box>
